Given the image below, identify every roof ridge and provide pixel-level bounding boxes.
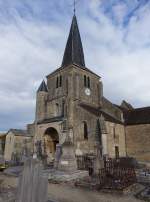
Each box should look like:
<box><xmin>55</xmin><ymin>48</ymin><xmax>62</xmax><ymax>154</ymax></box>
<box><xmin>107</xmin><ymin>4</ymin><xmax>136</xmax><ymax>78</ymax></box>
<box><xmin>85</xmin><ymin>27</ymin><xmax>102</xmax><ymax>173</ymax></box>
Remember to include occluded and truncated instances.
<box><xmin>132</xmin><ymin>106</ymin><xmax>150</xmax><ymax>111</ymax></box>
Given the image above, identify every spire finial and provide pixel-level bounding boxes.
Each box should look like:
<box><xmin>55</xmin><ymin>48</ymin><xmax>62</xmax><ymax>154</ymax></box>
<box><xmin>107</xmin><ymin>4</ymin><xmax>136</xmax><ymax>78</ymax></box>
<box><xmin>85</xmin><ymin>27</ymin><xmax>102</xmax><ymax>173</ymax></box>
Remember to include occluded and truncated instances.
<box><xmin>61</xmin><ymin>0</ymin><xmax>85</xmax><ymax>68</ymax></box>
<box><xmin>74</xmin><ymin>0</ymin><xmax>76</xmax><ymax>14</ymax></box>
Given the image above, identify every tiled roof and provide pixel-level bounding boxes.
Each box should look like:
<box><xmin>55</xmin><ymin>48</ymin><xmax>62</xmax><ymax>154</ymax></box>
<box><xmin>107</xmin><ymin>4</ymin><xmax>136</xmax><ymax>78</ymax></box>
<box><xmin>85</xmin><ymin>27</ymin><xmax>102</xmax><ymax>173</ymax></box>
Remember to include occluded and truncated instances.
<box><xmin>79</xmin><ymin>103</ymin><xmax>123</xmax><ymax>124</ymax></box>
<box><xmin>37</xmin><ymin>80</ymin><xmax>48</xmax><ymax>92</ymax></box>
<box><xmin>123</xmin><ymin>107</ymin><xmax>150</xmax><ymax>125</ymax></box>
<box><xmin>46</xmin><ymin>63</ymin><xmax>100</xmax><ymax>78</ymax></box>
<box><xmin>8</xmin><ymin>129</ymin><xmax>31</xmax><ymax>137</ymax></box>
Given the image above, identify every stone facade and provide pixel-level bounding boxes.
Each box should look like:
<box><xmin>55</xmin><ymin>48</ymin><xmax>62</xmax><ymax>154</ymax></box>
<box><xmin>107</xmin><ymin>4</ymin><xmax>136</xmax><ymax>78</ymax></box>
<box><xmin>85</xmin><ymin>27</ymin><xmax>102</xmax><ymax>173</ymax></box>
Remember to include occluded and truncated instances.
<box><xmin>126</xmin><ymin>124</ymin><xmax>150</xmax><ymax>162</ymax></box>
<box><xmin>34</xmin><ymin>65</ymin><xmax>105</xmax><ymax>163</ymax></box>
<box><xmin>0</xmin><ymin>133</ymin><xmax>6</xmax><ymax>156</ymax></box>
<box><xmin>4</xmin><ymin>130</ymin><xmax>33</xmax><ymax>161</ymax></box>
<box><xmin>105</xmin><ymin>122</ymin><xmax>126</xmax><ymax>158</ymax></box>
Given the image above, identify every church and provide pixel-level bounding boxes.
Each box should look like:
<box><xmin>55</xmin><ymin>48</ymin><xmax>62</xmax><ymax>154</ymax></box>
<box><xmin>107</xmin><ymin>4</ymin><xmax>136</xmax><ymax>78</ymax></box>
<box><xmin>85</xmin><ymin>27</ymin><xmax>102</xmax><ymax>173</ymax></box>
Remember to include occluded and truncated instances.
<box><xmin>28</xmin><ymin>14</ymin><xmax>150</xmax><ymax>166</ymax></box>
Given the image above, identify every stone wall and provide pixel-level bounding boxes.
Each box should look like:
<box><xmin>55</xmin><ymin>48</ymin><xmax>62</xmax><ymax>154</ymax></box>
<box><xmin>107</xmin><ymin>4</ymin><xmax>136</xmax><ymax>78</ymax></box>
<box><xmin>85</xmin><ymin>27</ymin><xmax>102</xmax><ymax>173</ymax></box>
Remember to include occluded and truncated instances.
<box><xmin>102</xmin><ymin>97</ymin><xmax>123</xmax><ymax>121</ymax></box>
<box><xmin>126</xmin><ymin>124</ymin><xmax>150</xmax><ymax>162</ymax></box>
<box><xmin>27</xmin><ymin>123</ymin><xmax>35</xmax><ymax>137</ymax></box>
<box><xmin>0</xmin><ymin>134</ymin><xmax>6</xmax><ymax>155</ymax></box>
<box><xmin>73</xmin><ymin>104</ymin><xmax>98</xmax><ymax>155</ymax></box>
<box><xmin>4</xmin><ymin>132</ymin><xmax>33</xmax><ymax>161</ymax></box>
<box><xmin>72</xmin><ymin>66</ymin><xmax>101</xmax><ymax>106</ymax></box>
<box><xmin>4</xmin><ymin>132</ymin><xmax>15</xmax><ymax>161</ymax></box>
<box><xmin>105</xmin><ymin>122</ymin><xmax>126</xmax><ymax>158</ymax></box>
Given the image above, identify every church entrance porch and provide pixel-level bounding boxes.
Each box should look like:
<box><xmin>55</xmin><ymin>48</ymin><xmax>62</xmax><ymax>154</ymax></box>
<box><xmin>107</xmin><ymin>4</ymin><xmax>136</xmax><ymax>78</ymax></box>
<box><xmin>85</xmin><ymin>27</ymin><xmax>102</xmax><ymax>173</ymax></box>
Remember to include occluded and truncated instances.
<box><xmin>44</xmin><ymin>127</ymin><xmax>59</xmax><ymax>162</ymax></box>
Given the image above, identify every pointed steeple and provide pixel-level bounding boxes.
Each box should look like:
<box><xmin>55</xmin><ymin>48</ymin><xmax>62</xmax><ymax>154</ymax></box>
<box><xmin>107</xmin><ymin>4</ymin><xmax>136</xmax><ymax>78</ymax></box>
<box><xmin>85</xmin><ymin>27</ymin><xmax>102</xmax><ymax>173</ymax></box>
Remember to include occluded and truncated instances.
<box><xmin>95</xmin><ymin>119</ymin><xmax>102</xmax><ymax>145</ymax></box>
<box><xmin>62</xmin><ymin>15</ymin><xmax>85</xmax><ymax>67</ymax></box>
<box><xmin>37</xmin><ymin>80</ymin><xmax>48</xmax><ymax>93</ymax></box>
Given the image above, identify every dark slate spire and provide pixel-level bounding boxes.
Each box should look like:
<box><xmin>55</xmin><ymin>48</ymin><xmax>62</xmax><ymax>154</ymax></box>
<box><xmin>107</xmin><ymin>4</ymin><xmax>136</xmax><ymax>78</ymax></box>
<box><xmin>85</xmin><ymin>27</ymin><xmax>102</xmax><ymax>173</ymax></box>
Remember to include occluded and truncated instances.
<box><xmin>95</xmin><ymin>119</ymin><xmax>102</xmax><ymax>145</ymax></box>
<box><xmin>95</xmin><ymin>119</ymin><xmax>103</xmax><ymax>156</ymax></box>
<box><xmin>37</xmin><ymin>80</ymin><xmax>48</xmax><ymax>93</ymax></box>
<box><xmin>61</xmin><ymin>15</ymin><xmax>85</xmax><ymax>67</ymax></box>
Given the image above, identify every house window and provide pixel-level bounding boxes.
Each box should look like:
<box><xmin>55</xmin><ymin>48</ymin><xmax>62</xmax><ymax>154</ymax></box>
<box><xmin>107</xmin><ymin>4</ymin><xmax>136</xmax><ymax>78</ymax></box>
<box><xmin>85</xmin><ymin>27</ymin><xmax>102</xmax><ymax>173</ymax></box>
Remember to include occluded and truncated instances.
<box><xmin>83</xmin><ymin>122</ymin><xmax>88</xmax><ymax>140</ymax></box>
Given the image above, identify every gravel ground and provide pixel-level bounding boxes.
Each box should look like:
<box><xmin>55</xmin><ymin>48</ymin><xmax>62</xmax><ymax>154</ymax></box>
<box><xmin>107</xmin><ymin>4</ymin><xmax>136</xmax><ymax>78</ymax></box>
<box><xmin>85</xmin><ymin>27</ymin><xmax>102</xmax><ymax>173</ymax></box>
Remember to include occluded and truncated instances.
<box><xmin>48</xmin><ymin>183</ymin><xmax>143</xmax><ymax>202</ymax></box>
<box><xmin>0</xmin><ymin>173</ymin><xmax>143</xmax><ymax>202</ymax></box>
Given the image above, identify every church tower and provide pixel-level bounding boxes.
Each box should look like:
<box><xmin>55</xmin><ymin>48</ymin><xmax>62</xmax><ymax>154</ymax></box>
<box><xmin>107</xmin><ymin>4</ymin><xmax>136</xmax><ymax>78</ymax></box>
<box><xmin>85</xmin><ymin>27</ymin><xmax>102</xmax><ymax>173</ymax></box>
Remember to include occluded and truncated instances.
<box><xmin>34</xmin><ymin>14</ymin><xmax>104</xmax><ymax>164</ymax></box>
<box><xmin>36</xmin><ymin>80</ymin><xmax>48</xmax><ymax>122</ymax></box>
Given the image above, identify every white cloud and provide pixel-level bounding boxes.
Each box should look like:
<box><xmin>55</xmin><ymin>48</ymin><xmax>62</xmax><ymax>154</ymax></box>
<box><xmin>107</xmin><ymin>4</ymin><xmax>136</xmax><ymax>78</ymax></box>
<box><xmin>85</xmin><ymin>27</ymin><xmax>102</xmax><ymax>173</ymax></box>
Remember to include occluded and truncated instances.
<box><xmin>112</xmin><ymin>2</ymin><xmax>128</xmax><ymax>24</ymax></box>
<box><xmin>82</xmin><ymin>1</ymin><xmax>150</xmax><ymax>107</ymax></box>
<box><xmin>0</xmin><ymin>11</ymin><xmax>66</xmax><ymax>130</ymax></box>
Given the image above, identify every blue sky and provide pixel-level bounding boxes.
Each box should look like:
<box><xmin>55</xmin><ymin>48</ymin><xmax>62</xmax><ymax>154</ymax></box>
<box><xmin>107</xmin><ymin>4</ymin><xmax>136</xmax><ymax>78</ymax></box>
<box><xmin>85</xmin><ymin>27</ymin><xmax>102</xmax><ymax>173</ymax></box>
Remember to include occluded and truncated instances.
<box><xmin>0</xmin><ymin>0</ymin><xmax>150</xmax><ymax>131</ymax></box>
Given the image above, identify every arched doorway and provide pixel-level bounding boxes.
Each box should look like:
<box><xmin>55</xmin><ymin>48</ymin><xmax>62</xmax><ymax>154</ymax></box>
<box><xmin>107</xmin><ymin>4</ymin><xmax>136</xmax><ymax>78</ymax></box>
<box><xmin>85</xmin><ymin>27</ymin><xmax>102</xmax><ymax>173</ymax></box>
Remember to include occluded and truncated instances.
<box><xmin>44</xmin><ymin>127</ymin><xmax>59</xmax><ymax>161</ymax></box>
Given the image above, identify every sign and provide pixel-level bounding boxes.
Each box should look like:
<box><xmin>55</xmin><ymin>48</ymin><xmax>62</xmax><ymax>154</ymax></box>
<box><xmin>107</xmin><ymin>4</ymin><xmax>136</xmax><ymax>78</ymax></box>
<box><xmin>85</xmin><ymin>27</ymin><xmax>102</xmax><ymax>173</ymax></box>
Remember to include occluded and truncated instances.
<box><xmin>61</xmin><ymin>161</ymin><xmax>68</xmax><ymax>165</ymax></box>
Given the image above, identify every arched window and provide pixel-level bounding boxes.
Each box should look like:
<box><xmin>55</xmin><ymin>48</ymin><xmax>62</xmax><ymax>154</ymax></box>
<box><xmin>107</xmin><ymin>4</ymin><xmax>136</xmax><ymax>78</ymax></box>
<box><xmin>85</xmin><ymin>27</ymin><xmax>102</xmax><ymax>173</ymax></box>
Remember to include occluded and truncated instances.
<box><xmin>83</xmin><ymin>122</ymin><xmax>88</xmax><ymax>140</ymax></box>
<box><xmin>87</xmin><ymin>77</ymin><xmax>90</xmax><ymax>88</ymax></box>
<box><xmin>84</xmin><ymin>75</ymin><xmax>87</xmax><ymax>87</ymax></box>
<box><xmin>56</xmin><ymin>77</ymin><xmax>59</xmax><ymax>88</ymax></box>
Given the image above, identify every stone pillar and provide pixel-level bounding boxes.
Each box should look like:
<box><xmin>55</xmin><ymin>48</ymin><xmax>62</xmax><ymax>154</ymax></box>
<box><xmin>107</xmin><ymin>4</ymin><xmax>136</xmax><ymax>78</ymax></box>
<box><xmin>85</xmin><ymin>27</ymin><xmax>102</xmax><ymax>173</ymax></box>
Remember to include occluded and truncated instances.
<box><xmin>94</xmin><ymin>145</ymin><xmax>104</xmax><ymax>175</ymax></box>
<box><xmin>99</xmin><ymin>115</ymin><xmax>108</xmax><ymax>158</ymax></box>
<box><xmin>102</xmin><ymin>133</ymin><xmax>108</xmax><ymax>156</ymax></box>
<box><xmin>58</xmin><ymin>136</ymin><xmax>77</xmax><ymax>172</ymax></box>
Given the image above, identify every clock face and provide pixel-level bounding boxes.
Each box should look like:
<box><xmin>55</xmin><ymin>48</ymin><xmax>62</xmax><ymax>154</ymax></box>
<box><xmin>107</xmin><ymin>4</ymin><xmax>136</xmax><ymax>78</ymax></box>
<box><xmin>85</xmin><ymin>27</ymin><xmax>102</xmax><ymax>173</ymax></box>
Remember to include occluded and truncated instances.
<box><xmin>85</xmin><ymin>88</ymin><xmax>91</xmax><ymax>96</ymax></box>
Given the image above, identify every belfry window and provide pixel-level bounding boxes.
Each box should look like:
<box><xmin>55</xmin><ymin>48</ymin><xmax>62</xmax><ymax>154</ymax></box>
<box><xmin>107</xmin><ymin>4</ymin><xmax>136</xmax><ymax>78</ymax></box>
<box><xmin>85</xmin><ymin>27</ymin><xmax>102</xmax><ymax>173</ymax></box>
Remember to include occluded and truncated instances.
<box><xmin>83</xmin><ymin>122</ymin><xmax>88</xmax><ymax>140</ymax></box>
<box><xmin>84</xmin><ymin>75</ymin><xmax>87</xmax><ymax>87</ymax></box>
<box><xmin>59</xmin><ymin>75</ymin><xmax>62</xmax><ymax>87</ymax></box>
<box><xmin>87</xmin><ymin>77</ymin><xmax>90</xmax><ymax>88</ymax></box>
<box><xmin>56</xmin><ymin>77</ymin><xmax>59</xmax><ymax>88</ymax></box>
<box><xmin>84</xmin><ymin>75</ymin><xmax>90</xmax><ymax>88</ymax></box>
<box><xmin>56</xmin><ymin>75</ymin><xmax>62</xmax><ymax>88</ymax></box>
